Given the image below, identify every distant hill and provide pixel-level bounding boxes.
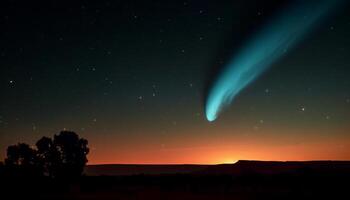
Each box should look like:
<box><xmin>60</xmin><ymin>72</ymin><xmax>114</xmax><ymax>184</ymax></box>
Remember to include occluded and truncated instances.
<box><xmin>84</xmin><ymin>160</ymin><xmax>350</xmax><ymax>176</ymax></box>
<box><xmin>198</xmin><ymin>160</ymin><xmax>350</xmax><ymax>175</ymax></box>
<box><xmin>85</xmin><ymin>164</ymin><xmax>211</xmax><ymax>176</ymax></box>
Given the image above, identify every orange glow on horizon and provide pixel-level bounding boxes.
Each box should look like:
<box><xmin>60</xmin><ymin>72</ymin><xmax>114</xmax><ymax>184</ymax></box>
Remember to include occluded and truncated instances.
<box><xmin>4</xmin><ymin>122</ymin><xmax>348</xmax><ymax>165</ymax></box>
<box><xmin>86</xmin><ymin>126</ymin><xmax>350</xmax><ymax>164</ymax></box>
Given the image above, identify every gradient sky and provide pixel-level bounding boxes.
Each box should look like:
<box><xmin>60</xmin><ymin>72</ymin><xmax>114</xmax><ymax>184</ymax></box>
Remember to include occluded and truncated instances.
<box><xmin>1</xmin><ymin>0</ymin><xmax>350</xmax><ymax>164</ymax></box>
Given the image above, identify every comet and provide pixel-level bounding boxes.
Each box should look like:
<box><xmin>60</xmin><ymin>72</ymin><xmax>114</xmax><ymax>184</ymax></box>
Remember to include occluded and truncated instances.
<box><xmin>205</xmin><ymin>0</ymin><xmax>343</xmax><ymax>122</ymax></box>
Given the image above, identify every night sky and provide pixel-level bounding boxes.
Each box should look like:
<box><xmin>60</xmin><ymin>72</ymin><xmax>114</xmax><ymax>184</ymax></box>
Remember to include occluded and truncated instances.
<box><xmin>1</xmin><ymin>0</ymin><xmax>350</xmax><ymax>164</ymax></box>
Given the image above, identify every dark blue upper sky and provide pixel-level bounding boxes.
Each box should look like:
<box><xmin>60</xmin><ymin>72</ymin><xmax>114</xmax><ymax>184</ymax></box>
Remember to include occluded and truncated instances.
<box><xmin>1</xmin><ymin>0</ymin><xmax>350</xmax><ymax>163</ymax></box>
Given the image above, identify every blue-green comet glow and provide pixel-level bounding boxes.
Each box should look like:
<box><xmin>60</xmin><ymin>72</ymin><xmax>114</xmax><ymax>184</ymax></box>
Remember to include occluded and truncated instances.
<box><xmin>205</xmin><ymin>0</ymin><xmax>342</xmax><ymax>122</ymax></box>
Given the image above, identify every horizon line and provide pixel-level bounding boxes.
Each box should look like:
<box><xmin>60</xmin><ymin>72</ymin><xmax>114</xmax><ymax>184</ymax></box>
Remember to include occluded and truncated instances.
<box><xmin>86</xmin><ymin>159</ymin><xmax>350</xmax><ymax>166</ymax></box>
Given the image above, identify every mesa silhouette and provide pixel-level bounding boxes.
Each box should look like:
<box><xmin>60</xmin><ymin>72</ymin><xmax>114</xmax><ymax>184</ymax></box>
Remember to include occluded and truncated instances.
<box><xmin>85</xmin><ymin>160</ymin><xmax>350</xmax><ymax>176</ymax></box>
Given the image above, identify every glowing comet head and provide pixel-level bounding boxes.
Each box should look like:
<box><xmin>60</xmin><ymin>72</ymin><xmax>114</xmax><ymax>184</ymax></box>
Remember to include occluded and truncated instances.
<box><xmin>206</xmin><ymin>102</ymin><xmax>218</xmax><ymax>122</ymax></box>
<box><xmin>205</xmin><ymin>0</ymin><xmax>342</xmax><ymax>122</ymax></box>
<box><xmin>206</xmin><ymin>111</ymin><xmax>216</xmax><ymax>122</ymax></box>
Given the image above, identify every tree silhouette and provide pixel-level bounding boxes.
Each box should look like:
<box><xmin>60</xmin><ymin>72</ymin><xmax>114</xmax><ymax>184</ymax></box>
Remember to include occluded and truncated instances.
<box><xmin>3</xmin><ymin>131</ymin><xmax>89</xmax><ymax>179</ymax></box>
<box><xmin>36</xmin><ymin>136</ymin><xmax>56</xmax><ymax>177</ymax></box>
<box><xmin>0</xmin><ymin>161</ymin><xmax>4</xmax><ymax>177</ymax></box>
<box><xmin>4</xmin><ymin>143</ymin><xmax>41</xmax><ymax>176</ymax></box>
<box><xmin>51</xmin><ymin>131</ymin><xmax>89</xmax><ymax>179</ymax></box>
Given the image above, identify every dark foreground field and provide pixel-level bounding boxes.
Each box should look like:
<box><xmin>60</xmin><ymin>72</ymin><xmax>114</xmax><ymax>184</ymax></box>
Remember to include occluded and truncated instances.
<box><xmin>2</xmin><ymin>161</ymin><xmax>349</xmax><ymax>200</ymax></box>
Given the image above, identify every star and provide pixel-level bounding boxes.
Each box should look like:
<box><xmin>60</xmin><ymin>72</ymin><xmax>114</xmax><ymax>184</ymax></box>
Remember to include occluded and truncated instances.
<box><xmin>301</xmin><ymin>107</ymin><xmax>305</xmax><ymax>112</ymax></box>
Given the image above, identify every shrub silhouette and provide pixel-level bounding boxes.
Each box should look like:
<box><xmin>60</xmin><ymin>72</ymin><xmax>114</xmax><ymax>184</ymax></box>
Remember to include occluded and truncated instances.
<box><xmin>3</xmin><ymin>131</ymin><xmax>89</xmax><ymax>179</ymax></box>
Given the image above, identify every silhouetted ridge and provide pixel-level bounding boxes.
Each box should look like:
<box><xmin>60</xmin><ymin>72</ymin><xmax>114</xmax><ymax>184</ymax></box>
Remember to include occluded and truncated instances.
<box><xmin>198</xmin><ymin>160</ymin><xmax>350</xmax><ymax>175</ymax></box>
<box><xmin>85</xmin><ymin>164</ymin><xmax>211</xmax><ymax>176</ymax></box>
<box><xmin>84</xmin><ymin>160</ymin><xmax>350</xmax><ymax>176</ymax></box>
